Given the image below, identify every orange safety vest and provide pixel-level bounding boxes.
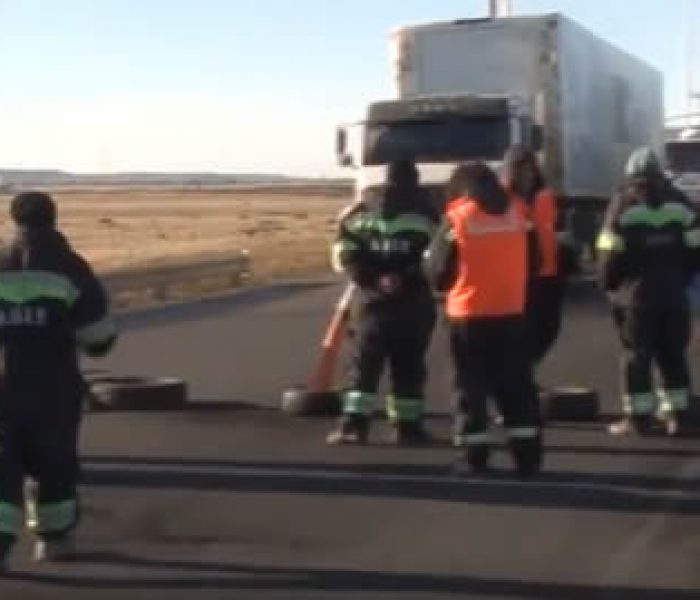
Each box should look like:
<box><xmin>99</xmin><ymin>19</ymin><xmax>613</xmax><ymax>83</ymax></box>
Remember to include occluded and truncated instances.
<box><xmin>445</xmin><ymin>195</ymin><xmax>528</xmax><ymax>319</ymax></box>
<box><xmin>504</xmin><ymin>185</ymin><xmax>558</xmax><ymax>278</ymax></box>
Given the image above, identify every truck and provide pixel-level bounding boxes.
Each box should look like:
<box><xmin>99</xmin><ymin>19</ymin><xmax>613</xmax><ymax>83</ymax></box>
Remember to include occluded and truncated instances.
<box><xmin>336</xmin><ymin>13</ymin><xmax>664</xmax><ymax>249</ymax></box>
<box><xmin>666</xmin><ymin>120</ymin><xmax>700</xmax><ymax>203</ymax></box>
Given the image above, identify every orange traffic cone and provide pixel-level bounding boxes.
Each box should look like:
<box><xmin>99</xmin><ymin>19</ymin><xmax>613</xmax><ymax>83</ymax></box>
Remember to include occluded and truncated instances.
<box><xmin>281</xmin><ymin>283</ymin><xmax>356</xmax><ymax>416</ymax></box>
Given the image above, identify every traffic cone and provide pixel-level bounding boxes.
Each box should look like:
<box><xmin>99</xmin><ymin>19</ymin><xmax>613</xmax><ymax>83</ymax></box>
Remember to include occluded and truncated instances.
<box><xmin>281</xmin><ymin>283</ymin><xmax>356</xmax><ymax>416</ymax></box>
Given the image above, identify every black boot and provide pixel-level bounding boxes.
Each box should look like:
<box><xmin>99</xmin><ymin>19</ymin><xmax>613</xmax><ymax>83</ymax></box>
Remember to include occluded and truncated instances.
<box><xmin>660</xmin><ymin>410</ymin><xmax>696</xmax><ymax>438</ymax></box>
<box><xmin>454</xmin><ymin>444</ymin><xmax>491</xmax><ymax>476</ymax></box>
<box><xmin>510</xmin><ymin>437</ymin><xmax>543</xmax><ymax>478</ymax></box>
<box><xmin>608</xmin><ymin>414</ymin><xmax>655</xmax><ymax>437</ymax></box>
<box><xmin>389</xmin><ymin>420</ymin><xmax>432</xmax><ymax>447</ymax></box>
<box><xmin>0</xmin><ymin>534</ymin><xmax>14</xmax><ymax>573</ymax></box>
<box><xmin>34</xmin><ymin>531</ymin><xmax>77</xmax><ymax>563</ymax></box>
<box><xmin>326</xmin><ymin>414</ymin><xmax>370</xmax><ymax>445</ymax></box>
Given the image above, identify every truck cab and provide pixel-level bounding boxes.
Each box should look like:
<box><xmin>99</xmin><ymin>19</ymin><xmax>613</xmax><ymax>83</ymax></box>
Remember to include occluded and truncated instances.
<box><xmin>336</xmin><ymin>93</ymin><xmax>541</xmax><ymax>206</ymax></box>
<box><xmin>666</xmin><ymin>128</ymin><xmax>700</xmax><ymax>203</ymax></box>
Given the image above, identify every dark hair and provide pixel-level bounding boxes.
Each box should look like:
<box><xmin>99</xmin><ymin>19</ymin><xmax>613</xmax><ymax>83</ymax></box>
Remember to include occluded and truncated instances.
<box><xmin>10</xmin><ymin>191</ymin><xmax>57</xmax><ymax>229</ymax></box>
<box><xmin>503</xmin><ymin>145</ymin><xmax>545</xmax><ymax>202</ymax></box>
<box><xmin>447</xmin><ymin>162</ymin><xmax>508</xmax><ymax>214</ymax></box>
<box><xmin>387</xmin><ymin>159</ymin><xmax>419</xmax><ymax>189</ymax></box>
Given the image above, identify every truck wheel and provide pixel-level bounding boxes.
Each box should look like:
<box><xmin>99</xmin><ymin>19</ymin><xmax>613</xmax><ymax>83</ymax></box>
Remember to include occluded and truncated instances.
<box><xmin>542</xmin><ymin>387</ymin><xmax>600</xmax><ymax>422</ymax></box>
<box><xmin>89</xmin><ymin>377</ymin><xmax>188</xmax><ymax>411</ymax></box>
<box><xmin>281</xmin><ymin>385</ymin><xmax>341</xmax><ymax>417</ymax></box>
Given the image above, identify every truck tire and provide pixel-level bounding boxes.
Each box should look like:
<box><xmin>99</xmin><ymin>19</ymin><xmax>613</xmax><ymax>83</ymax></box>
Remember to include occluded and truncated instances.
<box><xmin>89</xmin><ymin>377</ymin><xmax>188</xmax><ymax>411</ymax></box>
<box><xmin>281</xmin><ymin>385</ymin><xmax>341</xmax><ymax>417</ymax></box>
<box><xmin>542</xmin><ymin>386</ymin><xmax>600</xmax><ymax>422</ymax></box>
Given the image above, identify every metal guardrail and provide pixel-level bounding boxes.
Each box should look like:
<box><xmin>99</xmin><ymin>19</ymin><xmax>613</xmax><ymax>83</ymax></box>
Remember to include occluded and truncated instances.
<box><xmin>103</xmin><ymin>251</ymin><xmax>252</xmax><ymax>306</ymax></box>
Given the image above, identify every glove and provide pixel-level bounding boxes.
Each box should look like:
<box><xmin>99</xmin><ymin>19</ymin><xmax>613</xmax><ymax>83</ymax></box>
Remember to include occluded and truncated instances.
<box><xmin>376</xmin><ymin>274</ymin><xmax>402</xmax><ymax>296</ymax></box>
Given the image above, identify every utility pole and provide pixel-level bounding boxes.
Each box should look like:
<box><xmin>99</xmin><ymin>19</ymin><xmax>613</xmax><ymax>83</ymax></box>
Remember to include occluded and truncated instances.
<box><xmin>488</xmin><ymin>0</ymin><xmax>513</xmax><ymax>18</ymax></box>
<box><xmin>683</xmin><ymin>0</ymin><xmax>699</xmax><ymax>127</ymax></box>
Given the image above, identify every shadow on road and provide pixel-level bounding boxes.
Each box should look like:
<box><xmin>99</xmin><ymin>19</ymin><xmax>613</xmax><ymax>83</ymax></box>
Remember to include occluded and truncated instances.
<box><xmin>81</xmin><ymin>456</ymin><xmax>700</xmax><ymax>515</ymax></box>
<box><xmin>4</xmin><ymin>552</ymin><xmax>697</xmax><ymax>598</ymax></box>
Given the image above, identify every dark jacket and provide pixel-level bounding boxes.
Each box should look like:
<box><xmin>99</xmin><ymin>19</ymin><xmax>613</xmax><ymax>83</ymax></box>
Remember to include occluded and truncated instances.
<box><xmin>0</xmin><ymin>228</ymin><xmax>117</xmax><ymax>416</ymax></box>
<box><xmin>332</xmin><ymin>186</ymin><xmax>439</xmax><ymax>306</ymax></box>
<box><xmin>597</xmin><ymin>180</ymin><xmax>700</xmax><ymax>309</ymax></box>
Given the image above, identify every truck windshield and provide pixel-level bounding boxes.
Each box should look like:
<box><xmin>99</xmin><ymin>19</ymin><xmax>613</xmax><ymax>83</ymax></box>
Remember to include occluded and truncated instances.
<box><xmin>364</xmin><ymin>117</ymin><xmax>510</xmax><ymax>165</ymax></box>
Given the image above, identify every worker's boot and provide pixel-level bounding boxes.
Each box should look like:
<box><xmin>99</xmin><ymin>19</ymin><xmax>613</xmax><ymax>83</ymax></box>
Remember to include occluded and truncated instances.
<box><xmin>454</xmin><ymin>444</ymin><xmax>491</xmax><ymax>476</ymax></box>
<box><xmin>608</xmin><ymin>414</ymin><xmax>655</xmax><ymax>437</ymax></box>
<box><xmin>0</xmin><ymin>534</ymin><xmax>13</xmax><ymax>574</ymax></box>
<box><xmin>326</xmin><ymin>414</ymin><xmax>369</xmax><ymax>446</ymax></box>
<box><xmin>659</xmin><ymin>410</ymin><xmax>694</xmax><ymax>438</ymax></box>
<box><xmin>389</xmin><ymin>420</ymin><xmax>432</xmax><ymax>447</ymax></box>
<box><xmin>510</xmin><ymin>437</ymin><xmax>543</xmax><ymax>479</ymax></box>
<box><xmin>33</xmin><ymin>531</ymin><xmax>77</xmax><ymax>563</ymax></box>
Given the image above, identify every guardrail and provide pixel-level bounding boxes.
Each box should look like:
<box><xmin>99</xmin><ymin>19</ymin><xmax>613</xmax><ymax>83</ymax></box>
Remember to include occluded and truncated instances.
<box><xmin>103</xmin><ymin>250</ymin><xmax>252</xmax><ymax>307</ymax></box>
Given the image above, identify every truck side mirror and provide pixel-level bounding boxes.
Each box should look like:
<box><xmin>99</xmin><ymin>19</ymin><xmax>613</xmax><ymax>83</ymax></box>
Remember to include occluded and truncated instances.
<box><xmin>336</xmin><ymin>128</ymin><xmax>347</xmax><ymax>155</ymax></box>
<box><xmin>531</xmin><ymin>125</ymin><xmax>544</xmax><ymax>151</ymax></box>
<box><xmin>339</xmin><ymin>154</ymin><xmax>355</xmax><ymax>168</ymax></box>
<box><xmin>336</xmin><ymin>127</ymin><xmax>355</xmax><ymax>167</ymax></box>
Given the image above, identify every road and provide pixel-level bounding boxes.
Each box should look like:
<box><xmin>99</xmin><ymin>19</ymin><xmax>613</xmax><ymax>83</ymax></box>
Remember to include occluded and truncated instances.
<box><xmin>1</xmin><ymin>281</ymin><xmax>699</xmax><ymax>599</ymax></box>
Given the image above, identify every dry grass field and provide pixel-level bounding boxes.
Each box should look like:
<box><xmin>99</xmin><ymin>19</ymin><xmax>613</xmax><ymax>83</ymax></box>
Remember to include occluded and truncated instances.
<box><xmin>0</xmin><ymin>186</ymin><xmax>350</xmax><ymax>282</ymax></box>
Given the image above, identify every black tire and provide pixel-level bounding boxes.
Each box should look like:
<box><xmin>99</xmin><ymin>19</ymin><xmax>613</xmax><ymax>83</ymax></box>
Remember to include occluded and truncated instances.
<box><xmin>281</xmin><ymin>386</ymin><xmax>341</xmax><ymax>417</ymax></box>
<box><xmin>542</xmin><ymin>386</ymin><xmax>600</xmax><ymax>422</ymax></box>
<box><xmin>89</xmin><ymin>377</ymin><xmax>188</xmax><ymax>411</ymax></box>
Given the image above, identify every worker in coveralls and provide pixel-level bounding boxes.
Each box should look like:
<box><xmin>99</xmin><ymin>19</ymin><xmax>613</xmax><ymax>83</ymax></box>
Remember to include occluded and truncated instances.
<box><xmin>424</xmin><ymin>162</ymin><xmax>542</xmax><ymax>476</ymax></box>
<box><xmin>503</xmin><ymin>146</ymin><xmax>563</xmax><ymax>370</ymax></box>
<box><xmin>0</xmin><ymin>192</ymin><xmax>117</xmax><ymax>568</ymax></box>
<box><xmin>327</xmin><ymin>159</ymin><xmax>439</xmax><ymax>446</ymax></box>
<box><xmin>598</xmin><ymin>147</ymin><xmax>700</xmax><ymax>436</ymax></box>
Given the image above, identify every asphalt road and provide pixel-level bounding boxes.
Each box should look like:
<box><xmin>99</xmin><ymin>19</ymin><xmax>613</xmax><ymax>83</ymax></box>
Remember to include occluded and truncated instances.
<box><xmin>1</xmin><ymin>281</ymin><xmax>699</xmax><ymax>599</ymax></box>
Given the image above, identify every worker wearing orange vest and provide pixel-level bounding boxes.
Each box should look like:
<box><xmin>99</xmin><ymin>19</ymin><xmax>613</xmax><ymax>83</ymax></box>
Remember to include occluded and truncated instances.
<box><xmin>425</xmin><ymin>162</ymin><xmax>542</xmax><ymax>476</ymax></box>
<box><xmin>503</xmin><ymin>146</ymin><xmax>564</xmax><ymax>368</ymax></box>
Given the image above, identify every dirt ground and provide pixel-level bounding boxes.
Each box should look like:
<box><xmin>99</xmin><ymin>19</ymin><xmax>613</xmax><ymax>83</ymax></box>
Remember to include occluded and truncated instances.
<box><xmin>0</xmin><ymin>186</ymin><xmax>350</xmax><ymax>282</ymax></box>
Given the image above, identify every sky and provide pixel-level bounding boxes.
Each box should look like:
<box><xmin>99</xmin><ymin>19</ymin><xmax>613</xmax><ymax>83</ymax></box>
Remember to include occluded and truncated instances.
<box><xmin>0</xmin><ymin>0</ymin><xmax>696</xmax><ymax>175</ymax></box>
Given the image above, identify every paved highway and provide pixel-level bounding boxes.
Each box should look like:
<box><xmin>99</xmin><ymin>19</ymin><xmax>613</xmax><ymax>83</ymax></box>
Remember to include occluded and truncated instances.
<box><xmin>1</xmin><ymin>281</ymin><xmax>699</xmax><ymax>599</ymax></box>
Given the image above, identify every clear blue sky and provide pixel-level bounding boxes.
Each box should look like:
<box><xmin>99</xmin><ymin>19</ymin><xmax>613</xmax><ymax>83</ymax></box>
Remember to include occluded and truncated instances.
<box><xmin>0</xmin><ymin>0</ymin><xmax>695</xmax><ymax>175</ymax></box>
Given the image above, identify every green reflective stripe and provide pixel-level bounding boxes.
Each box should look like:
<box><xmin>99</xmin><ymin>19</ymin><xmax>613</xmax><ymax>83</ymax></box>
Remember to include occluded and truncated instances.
<box><xmin>386</xmin><ymin>396</ymin><xmax>423</xmax><ymax>422</ymax></box>
<box><xmin>0</xmin><ymin>502</ymin><xmax>23</xmax><ymax>535</ymax></box>
<box><xmin>346</xmin><ymin>214</ymin><xmax>436</xmax><ymax>236</ymax></box>
<box><xmin>684</xmin><ymin>229</ymin><xmax>700</xmax><ymax>247</ymax></box>
<box><xmin>623</xmin><ymin>392</ymin><xmax>657</xmax><ymax>415</ymax></box>
<box><xmin>596</xmin><ymin>230</ymin><xmax>625</xmax><ymax>252</ymax></box>
<box><xmin>465</xmin><ymin>432</ymin><xmax>491</xmax><ymax>445</ymax></box>
<box><xmin>36</xmin><ymin>499</ymin><xmax>77</xmax><ymax>534</ymax></box>
<box><xmin>0</xmin><ymin>271</ymin><xmax>79</xmax><ymax>306</ymax></box>
<box><xmin>343</xmin><ymin>391</ymin><xmax>375</xmax><ymax>416</ymax></box>
<box><xmin>76</xmin><ymin>315</ymin><xmax>117</xmax><ymax>347</ymax></box>
<box><xmin>658</xmin><ymin>388</ymin><xmax>690</xmax><ymax>413</ymax></box>
<box><xmin>507</xmin><ymin>427</ymin><xmax>540</xmax><ymax>439</ymax></box>
<box><xmin>330</xmin><ymin>240</ymin><xmax>358</xmax><ymax>273</ymax></box>
<box><xmin>619</xmin><ymin>202</ymin><xmax>695</xmax><ymax>229</ymax></box>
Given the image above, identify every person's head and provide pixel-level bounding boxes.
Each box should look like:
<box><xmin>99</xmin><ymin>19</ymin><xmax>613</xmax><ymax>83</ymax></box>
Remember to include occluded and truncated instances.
<box><xmin>447</xmin><ymin>161</ymin><xmax>508</xmax><ymax>214</ymax></box>
<box><xmin>503</xmin><ymin>145</ymin><xmax>544</xmax><ymax>201</ymax></box>
<box><xmin>624</xmin><ymin>147</ymin><xmax>665</xmax><ymax>206</ymax></box>
<box><xmin>387</xmin><ymin>159</ymin><xmax>419</xmax><ymax>190</ymax></box>
<box><xmin>10</xmin><ymin>191</ymin><xmax>57</xmax><ymax>230</ymax></box>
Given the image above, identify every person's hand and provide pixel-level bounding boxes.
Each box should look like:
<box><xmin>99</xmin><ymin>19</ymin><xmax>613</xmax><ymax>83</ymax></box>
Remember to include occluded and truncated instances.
<box><xmin>377</xmin><ymin>274</ymin><xmax>402</xmax><ymax>295</ymax></box>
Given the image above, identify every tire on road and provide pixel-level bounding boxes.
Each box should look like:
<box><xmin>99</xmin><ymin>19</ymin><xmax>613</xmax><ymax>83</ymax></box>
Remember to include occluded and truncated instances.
<box><xmin>542</xmin><ymin>387</ymin><xmax>600</xmax><ymax>422</ymax></box>
<box><xmin>281</xmin><ymin>386</ymin><xmax>341</xmax><ymax>417</ymax></box>
<box><xmin>89</xmin><ymin>377</ymin><xmax>188</xmax><ymax>411</ymax></box>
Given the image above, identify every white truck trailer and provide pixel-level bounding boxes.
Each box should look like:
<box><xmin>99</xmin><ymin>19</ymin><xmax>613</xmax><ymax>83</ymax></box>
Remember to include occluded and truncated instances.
<box><xmin>336</xmin><ymin>13</ymin><xmax>664</xmax><ymax>246</ymax></box>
